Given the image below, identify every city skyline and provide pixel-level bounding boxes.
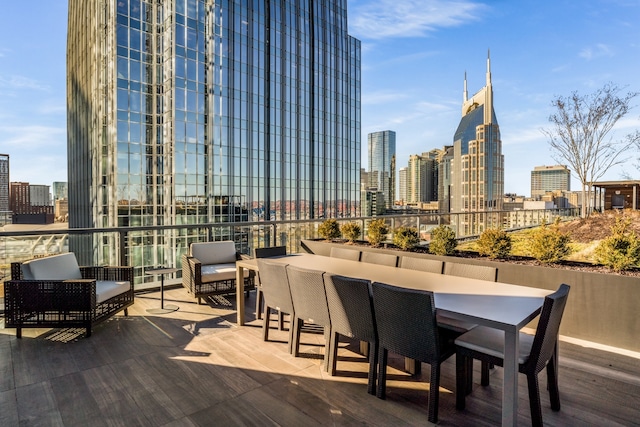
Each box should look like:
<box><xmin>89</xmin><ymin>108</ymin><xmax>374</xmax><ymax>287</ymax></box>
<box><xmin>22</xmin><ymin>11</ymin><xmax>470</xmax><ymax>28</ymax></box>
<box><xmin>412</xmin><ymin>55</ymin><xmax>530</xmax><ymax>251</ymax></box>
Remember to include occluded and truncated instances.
<box><xmin>1</xmin><ymin>1</ymin><xmax>639</xmax><ymax>196</ymax></box>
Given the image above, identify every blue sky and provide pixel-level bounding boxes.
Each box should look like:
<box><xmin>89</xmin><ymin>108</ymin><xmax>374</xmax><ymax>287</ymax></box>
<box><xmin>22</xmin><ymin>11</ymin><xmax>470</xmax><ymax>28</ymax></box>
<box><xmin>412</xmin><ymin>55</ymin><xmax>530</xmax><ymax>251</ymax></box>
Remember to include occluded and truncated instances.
<box><xmin>1</xmin><ymin>1</ymin><xmax>639</xmax><ymax>196</ymax></box>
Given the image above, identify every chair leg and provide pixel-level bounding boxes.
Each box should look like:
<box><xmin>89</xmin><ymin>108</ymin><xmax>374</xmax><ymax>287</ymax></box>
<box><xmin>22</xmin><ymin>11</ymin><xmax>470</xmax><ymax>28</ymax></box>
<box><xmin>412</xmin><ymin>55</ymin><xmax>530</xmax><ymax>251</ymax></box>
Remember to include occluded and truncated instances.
<box><xmin>255</xmin><ymin>289</ymin><xmax>263</xmax><ymax>320</ymax></box>
<box><xmin>197</xmin><ymin>297</ymin><xmax>202</xmax><ymax>305</ymax></box>
<box><xmin>262</xmin><ymin>307</ymin><xmax>271</xmax><ymax>342</ymax></box>
<box><xmin>547</xmin><ymin>356</ymin><xmax>561</xmax><ymax>411</ymax></box>
<box><xmin>16</xmin><ymin>327</ymin><xmax>22</xmax><ymax>339</ymax></box>
<box><xmin>328</xmin><ymin>331</ymin><xmax>340</xmax><ymax>376</ymax></box>
<box><xmin>456</xmin><ymin>353</ymin><xmax>467</xmax><ymax>410</ymax></box>
<box><xmin>292</xmin><ymin>317</ymin><xmax>303</xmax><ymax>357</ymax></box>
<box><xmin>527</xmin><ymin>373</ymin><xmax>543</xmax><ymax>427</ymax></box>
<box><xmin>124</xmin><ymin>308</ymin><xmax>129</xmax><ymax>316</ymax></box>
<box><xmin>322</xmin><ymin>327</ymin><xmax>332</xmax><ymax>372</ymax></box>
<box><xmin>428</xmin><ymin>363</ymin><xmax>441</xmax><ymax>424</ymax></box>
<box><xmin>481</xmin><ymin>361</ymin><xmax>490</xmax><ymax>386</ymax></box>
<box><xmin>466</xmin><ymin>357</ymin><xmax>473</xmax><ymax>394</ymax></box>
<box><xmin>377</xmin><ymin>347</ymin><xmax>388</xmax><ymax>399</ymax></box>
<box><xmin>278</xmin><ymin>311</ymin><xmax>285</xmax><ymax>330</ymax></box>
<box><xmin>367</xmin><ymin>341</ymin><xmax>378</xmax><ymax>395</ymax></box>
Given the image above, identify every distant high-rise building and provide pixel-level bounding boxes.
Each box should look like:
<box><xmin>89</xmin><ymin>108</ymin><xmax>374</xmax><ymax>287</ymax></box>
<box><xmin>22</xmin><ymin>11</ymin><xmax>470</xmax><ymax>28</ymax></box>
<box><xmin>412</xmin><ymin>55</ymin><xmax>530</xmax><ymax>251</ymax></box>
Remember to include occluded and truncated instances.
<box><xmin>9</xmin><ymin>182</ymin><xmax>53</xmax><ymax>216</ymax></box>
<box><xmin>406</xmin><ymin>150</ymin><xmax>441</xmax><ymax>204</ymax></box>
<box><xmin>531</xmin><ymin>165</ymin><xmax>571</xmax><ymax>199</ymax></box>
<box><xmin>67</xmin><ymin>0</ymin><xmax>361</xmax><ymax>267</ymax></box>
<box><xmin>0</xmin><ymin>153</ymin><xmax>8</xmax><ymax>212</ymax></box>
<box><xmin>451</xmin><ymin>53</ymin><xmax>504</xmax><ymax>232</ymax></box>
<box><xmin>438</xmin><ymin>145</ymin><xmax>454</xmax><ymax>213</ymax></box>
<box><xmin>398</xmin><ymin>167</ymin><xmax>408</xmax><ymax>204</ymax></box>
<box><xmin>368</xmin><ymin>130</ymin><xmax>396</xmax><ymax>209</ymax></box>
<box><xmin>52</xmin><ymin>181</ymin><xmax>68</xmax><ymax>201</ymax></box>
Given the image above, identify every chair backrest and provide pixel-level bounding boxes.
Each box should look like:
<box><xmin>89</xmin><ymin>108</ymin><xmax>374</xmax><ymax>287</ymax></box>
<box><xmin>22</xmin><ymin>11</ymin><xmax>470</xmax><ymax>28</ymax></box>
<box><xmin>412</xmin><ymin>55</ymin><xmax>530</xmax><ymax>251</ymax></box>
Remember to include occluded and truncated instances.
<box><xmin>190</xmin><ymin>241</ymin><xmax>237</xmax><ymax>265</ymax></box>
<box><xmin>371</xmin><ymin>281</ymin><xmax>441</xmax><ymax>362</ymax></box>
<box><xmin>330</xmin><ymin>246</ymin><xmax>361</xmax><ymax>261</ymax></box>
<box><xmin>286</xmin><ymin>265</ymin><xmax>330</xmax><ymax>325</ymax></box>
<box><xmin>324</xmin><ymin>274</ymin><xmax>376</xmax><ymax>342</ymax></box>
<box><xmin>400</xmin><ymin>257</ymin><xmax>444</xmax><ymax>274</ymax></box>
<box><xmin>527</xmin><ymin>284</ymin><xmax>571</xmax><ymax>372</ymax></box>
<box><xmin>443</xmin><ymin>262</ymin><xmax>497</xmax><ymax>282</ymax></box>
<box><xmin>21</xmin><ymin>253</ymin><xmax>82</xmax><ymax>280</ymax></box>
<box><xmin>254</xmin><ymin>246</ymin><xmax>287</xmax><ymax>258</ymax></box>
<box><xmin>256</xmin><ymin>259</ymin><xmax>294</xmax><ymax>314</ymax></box>
<box><xmin>361</xmin><ymin>251</ymin><xmax>398</xmax><ymax>267</ymax></box>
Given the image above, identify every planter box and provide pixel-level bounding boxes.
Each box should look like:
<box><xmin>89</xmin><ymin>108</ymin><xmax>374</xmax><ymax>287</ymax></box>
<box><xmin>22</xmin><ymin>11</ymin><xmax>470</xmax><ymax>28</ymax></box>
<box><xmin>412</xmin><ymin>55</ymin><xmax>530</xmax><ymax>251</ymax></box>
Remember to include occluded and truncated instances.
<box><xmin>301</xmin><ymin>239</ymin><xmax>640</xmax><ymax>353</ymax></box>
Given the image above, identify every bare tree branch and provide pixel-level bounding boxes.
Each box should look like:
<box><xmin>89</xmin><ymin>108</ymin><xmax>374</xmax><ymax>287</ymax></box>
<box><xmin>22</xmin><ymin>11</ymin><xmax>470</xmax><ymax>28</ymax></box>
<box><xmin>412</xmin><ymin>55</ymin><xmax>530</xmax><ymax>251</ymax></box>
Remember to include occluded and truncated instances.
<box><xmin>540</xmin><ymin>83</ymin><xmax>639</xmax><ymax>217</ymax></box>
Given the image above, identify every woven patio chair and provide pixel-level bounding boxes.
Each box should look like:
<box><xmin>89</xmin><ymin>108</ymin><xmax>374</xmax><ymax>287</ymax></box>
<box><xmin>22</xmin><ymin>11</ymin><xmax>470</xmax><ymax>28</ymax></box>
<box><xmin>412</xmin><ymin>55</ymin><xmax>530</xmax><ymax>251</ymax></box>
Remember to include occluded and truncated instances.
<box><xmin>361</xmin><ymin>251</ymin><xmax>398</xmax><ymax>267</ymax></box>
<box><xmin>254</xmin><ymin>246</ymin><xmax>287</xmax><ymax>320</ymax></box>
<box><xmin>455</xmin><ymin>284</ymin><xmax>570</xmax><ymax>427</ymax></box>
<box><xmin>329</xmin><ymin>246</ymin><xmax>361</xmax><ymax>261</ymax></box>
<box><xmin>256</xmin><ymin>259</ymin><xmax>295</xmax><ymax>353</ymax></box>
<box><xmin>286</xmin><ymin>265</ymin><xmax>332</xmax><ymax>371</ymax></box>
<box><xmin>324</xmin><ymin>274</ymin><xmax>378</xmax><ymax>394</ymax></box>
<box><xmin>399</xmin><ymin>257</ymin><xmax>444</xmax><ymax>274</ymax></box>
<box><xmin>371</xmin><ymin>281</ymin><xmax>456</xmax><ymax>424</ymax></box>
<box><xmin>443</xmin><ymin>262</ymin><xmax>497</xmax><ymax>282</ymax></box>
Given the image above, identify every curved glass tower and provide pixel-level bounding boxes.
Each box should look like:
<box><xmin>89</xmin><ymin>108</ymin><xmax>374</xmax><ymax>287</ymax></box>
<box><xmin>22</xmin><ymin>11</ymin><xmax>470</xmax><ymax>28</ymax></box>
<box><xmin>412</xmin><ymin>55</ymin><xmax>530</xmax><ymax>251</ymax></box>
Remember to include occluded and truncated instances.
<box><xmin>67</xmin><ymin>0</ymin><xmax>361</xmax><ymax>273</ymax></box>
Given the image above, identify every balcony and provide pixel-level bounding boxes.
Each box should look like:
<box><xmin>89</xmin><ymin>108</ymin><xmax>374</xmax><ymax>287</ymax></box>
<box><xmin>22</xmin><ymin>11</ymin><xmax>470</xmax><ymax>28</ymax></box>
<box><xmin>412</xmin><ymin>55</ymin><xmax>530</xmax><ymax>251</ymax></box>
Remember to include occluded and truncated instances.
<box><xmin>1</xmin><ymin>288</ymin><xmax>639</xmax><ymax>426</ymax></box>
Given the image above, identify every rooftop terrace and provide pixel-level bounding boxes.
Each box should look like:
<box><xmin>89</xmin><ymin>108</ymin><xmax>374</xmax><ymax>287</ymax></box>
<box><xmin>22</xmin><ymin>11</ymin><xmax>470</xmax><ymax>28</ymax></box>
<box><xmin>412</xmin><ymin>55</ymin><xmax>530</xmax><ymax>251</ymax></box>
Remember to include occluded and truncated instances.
<box><xmin>2</xmin><ymin>287</ymin><xmax>639</xmax><ymax>426</ymax></box>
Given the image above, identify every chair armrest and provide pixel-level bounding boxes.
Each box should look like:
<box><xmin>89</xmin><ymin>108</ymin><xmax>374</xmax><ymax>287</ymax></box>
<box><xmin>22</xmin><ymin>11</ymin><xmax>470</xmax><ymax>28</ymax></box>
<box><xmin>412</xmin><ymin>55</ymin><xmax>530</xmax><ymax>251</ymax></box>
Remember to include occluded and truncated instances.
<box><xmin>5</xmin><ymin>279</ymin><xmax>97</xmax><ymax>313</ymax></box>
<box><xmin>239</xmin><ymin>253</ymin><xmax>251</xmax><ymax>260</ymax></box>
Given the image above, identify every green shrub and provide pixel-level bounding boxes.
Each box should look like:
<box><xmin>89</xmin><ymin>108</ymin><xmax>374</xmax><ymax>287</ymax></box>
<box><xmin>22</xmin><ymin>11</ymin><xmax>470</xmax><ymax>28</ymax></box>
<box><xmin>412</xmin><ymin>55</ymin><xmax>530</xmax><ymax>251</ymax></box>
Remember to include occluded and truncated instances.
<box><xmin>529</xmin><ymin>219</ymin><xmax>571</xmax><ymax>263</ymax></box>
<box><xmin>317</xmin><ymin>218</ymin><xmax>341</xmax><ymax>241</ymax></box>
<box><xmin>393</xmin><ymin>227</ymin><xmax>420</xmax><ymax>251</ymax></box>
<box><xmin>429</xmin><ymin>225</ymin><xmax>457</xmax><ymax>256</ymax></box>
<box><xmin>477</xmin><ymin>228</ymin><xmax>512</xmax><ymax>259</ymax></box>
<box><xmin>367</xmin><ymin>219</ymin><xmax>389</xmax><ymax>247</ymax></box>
<box><xmin>341</xmin><ymin>222</ymin><xmax>361</xmax><ymax>243</ymax></box>
<box><xmin>594</xmin><ymin>217</ymin><xmax>640</xmax><ymax>271</ymax></box>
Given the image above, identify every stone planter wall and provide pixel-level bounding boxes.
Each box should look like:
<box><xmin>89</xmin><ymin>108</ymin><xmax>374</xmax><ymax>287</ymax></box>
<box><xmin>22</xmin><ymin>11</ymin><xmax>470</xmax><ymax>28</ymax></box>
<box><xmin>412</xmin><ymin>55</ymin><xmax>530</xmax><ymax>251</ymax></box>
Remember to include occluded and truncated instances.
<box><xmin>301</xmin><ymin>239</ymin><xmax>640</xmax><ymax>353</ymax></box>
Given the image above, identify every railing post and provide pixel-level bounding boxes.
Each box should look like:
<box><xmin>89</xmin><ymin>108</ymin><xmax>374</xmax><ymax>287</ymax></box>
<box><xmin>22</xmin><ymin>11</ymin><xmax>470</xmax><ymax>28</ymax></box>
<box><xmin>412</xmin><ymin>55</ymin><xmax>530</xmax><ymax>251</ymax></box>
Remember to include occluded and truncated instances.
<box><xmin>119</xmin><ymin>230</ymin><xmax>127</xmax><ymax>266</ymax></box>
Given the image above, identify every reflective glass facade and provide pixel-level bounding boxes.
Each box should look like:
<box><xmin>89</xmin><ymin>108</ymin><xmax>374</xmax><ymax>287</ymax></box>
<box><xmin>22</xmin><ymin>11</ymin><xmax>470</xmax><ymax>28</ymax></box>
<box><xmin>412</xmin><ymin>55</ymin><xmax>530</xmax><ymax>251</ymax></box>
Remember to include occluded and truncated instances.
<box><xmin>67</xmin><ymin>0</ymin><xmax>361</xmax><ymax>272</ymax></box>
<box><xmin>367</xmin><ymin>130</ymin><xmax>395</xmax><ymax>209</ymax></box>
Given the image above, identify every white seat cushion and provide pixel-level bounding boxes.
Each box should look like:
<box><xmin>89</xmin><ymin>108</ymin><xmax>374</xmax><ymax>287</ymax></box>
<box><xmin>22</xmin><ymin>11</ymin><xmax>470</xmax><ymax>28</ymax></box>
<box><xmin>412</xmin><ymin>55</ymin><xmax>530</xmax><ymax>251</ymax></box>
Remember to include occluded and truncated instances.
<box><xmin>96</xmin><ymin>280</ymin><xmax>130</xmax><ymax>304</ymax></box>
<box><xmin>455</xmin><ymin>326</ymin><xmax>534</xmax><ymax>364</ymax></box>
<box><xmin>201</xmin><ymin>263</ymin><xmax>249</xmax><ymax>283</ymax></box>
<box><xmin>23</xmin><ymin>253</ymin><xmax>82</xmax><ymax>280</ymax></box>
<box><xmin>190</xmin><ymin>241</ymin><xmax>238</xmax><ymax>265</ymax></box>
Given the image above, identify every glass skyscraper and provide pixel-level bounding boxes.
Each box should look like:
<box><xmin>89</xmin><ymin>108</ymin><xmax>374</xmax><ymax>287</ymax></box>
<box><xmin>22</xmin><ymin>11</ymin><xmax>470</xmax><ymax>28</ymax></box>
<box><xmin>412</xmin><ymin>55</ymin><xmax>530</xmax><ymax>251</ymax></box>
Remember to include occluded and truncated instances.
<box><xmin>367</xmin><ymin>130</ymin><xmax>395</xmax><ymax>209</ymax></box>
<box><xmin>67</xmin><ymin>0</ymin><xmax>361</xmax><ymax>271</ymax></box>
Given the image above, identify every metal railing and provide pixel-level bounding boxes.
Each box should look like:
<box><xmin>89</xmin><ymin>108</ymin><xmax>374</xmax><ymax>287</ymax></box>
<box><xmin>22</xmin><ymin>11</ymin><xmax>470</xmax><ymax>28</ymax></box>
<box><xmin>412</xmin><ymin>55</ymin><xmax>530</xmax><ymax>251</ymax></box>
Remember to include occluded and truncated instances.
<box><xmin>1</xmin><ymin>208</ymin><xmax>580</xmax><ymax>289</ymax></box>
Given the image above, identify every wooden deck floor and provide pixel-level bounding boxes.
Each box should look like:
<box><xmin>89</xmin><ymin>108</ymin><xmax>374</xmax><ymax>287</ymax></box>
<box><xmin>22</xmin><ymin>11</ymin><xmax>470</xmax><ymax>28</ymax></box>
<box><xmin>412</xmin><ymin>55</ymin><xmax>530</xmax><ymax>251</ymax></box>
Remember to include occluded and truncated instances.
<box><xmin>2</xmin><ymin>287</ymin><xmax>640</xmax><ymax>426</ymax></box>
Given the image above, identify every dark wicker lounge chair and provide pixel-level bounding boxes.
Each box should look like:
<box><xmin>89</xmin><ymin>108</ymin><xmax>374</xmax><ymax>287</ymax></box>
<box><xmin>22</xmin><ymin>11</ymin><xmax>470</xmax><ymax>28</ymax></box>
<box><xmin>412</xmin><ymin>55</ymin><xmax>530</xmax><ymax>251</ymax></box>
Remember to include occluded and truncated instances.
<box><xmin>5</xmin><ymin>253</ymin><xmax>134</xmax><ymax>338</ymax></box>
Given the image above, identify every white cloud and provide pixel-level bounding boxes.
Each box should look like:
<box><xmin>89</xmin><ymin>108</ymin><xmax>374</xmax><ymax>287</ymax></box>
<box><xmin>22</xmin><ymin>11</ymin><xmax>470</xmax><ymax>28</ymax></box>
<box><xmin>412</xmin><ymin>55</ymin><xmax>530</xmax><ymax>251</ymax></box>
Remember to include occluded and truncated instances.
<box><xmin>0</xmin><ymin>124</ymin><xmax>66</xmax><ymax>149</ymax></box>
<box><xmin>0</xmin><ymin>75</ymin><xmax>50</xmax><ymax>92</ymax></box>
<box><xmin>349</xmin><ymin>0</ymin><xmax>486</xmax><ymax>39</ymax></box>
<box><xmin>579</xmin><ymin>43</ymin><xmax>614</xmax><ymax>60</ymax></box>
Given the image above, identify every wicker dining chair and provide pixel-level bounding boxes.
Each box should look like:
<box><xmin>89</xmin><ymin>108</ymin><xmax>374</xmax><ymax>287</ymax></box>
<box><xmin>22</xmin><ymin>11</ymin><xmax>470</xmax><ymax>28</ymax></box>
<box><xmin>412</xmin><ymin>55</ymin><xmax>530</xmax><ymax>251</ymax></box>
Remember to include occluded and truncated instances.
<box><xmin>361</xmin><ymin>251</ymin><xmax>398</xmax><ymax>267</ymax></box>
<box><xmin>443</xmin><ymin>262</ymin><xmax>497</xmax><ymax>282</ymax></box>
<box><xmin>455</xmin><ymin>284</ymin><xmax>570</xmax><ymax>427</ymax></box>
<box><xmin>286</xmin><ymin>265</ymin><xmax>332</xmax><ymax>371</ymax></box>
<box><xmin>324</xmin><ymin>273</ymin><xmax>378</xmax><ymax>394</ymax></box>
<box><xmin>329</xmin><ymin>246</ymin><xmax>361</xmax><ymax>261</ymax></box>
<box><xmin>256</xmin><ymin>259</ymin><xmax>295</xmax><ymax>353</ymax></box>
<box><xmin>399</xmin><ymin>257</ymin><xmax>444</xmax><ymax>274</ymax></box>
<box><xmin>254</xmin><ymin>246</ymin><xmax>287</xmax><ymax>321</ymax></box>
<box><xmin>371</xmin><ymin>281</ymin><xmax>456</xmax><ymax>424</ymax></box>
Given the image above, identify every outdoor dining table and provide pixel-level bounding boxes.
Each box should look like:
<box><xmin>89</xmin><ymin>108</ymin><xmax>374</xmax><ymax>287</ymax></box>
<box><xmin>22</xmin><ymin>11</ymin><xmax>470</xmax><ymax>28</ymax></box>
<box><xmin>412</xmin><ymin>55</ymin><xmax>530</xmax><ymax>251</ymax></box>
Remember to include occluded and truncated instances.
<box><xmin>236</xmin><ymin>253</ymin><xmax>552</xmax><ymax>427</ymax></box>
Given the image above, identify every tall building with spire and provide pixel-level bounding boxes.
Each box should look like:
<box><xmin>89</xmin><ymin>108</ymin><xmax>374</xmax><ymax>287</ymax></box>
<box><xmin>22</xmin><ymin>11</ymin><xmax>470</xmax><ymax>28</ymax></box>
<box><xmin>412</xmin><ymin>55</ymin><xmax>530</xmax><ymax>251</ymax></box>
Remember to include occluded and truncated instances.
<box><xmin>449</xmin><ymin>52</ymin><xmax>504</xmax><ymax>233</ymax></box>
<box><xmin>67</xmin><ymin>1</ymin><xmax>361</xmax><ymax>269</ymax></box>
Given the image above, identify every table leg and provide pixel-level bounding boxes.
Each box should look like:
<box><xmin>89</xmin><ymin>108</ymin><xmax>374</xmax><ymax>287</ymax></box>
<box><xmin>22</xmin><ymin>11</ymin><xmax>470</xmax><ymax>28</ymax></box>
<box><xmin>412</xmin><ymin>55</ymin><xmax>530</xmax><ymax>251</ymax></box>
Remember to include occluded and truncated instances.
<box><xmin>160</xmin><ymin>276</ymin><xmax>165</xmax><ymax>309</ymax></box>
<box><xmin>236</xmin><ymin>265</ymin><xmax>245</xmax><ymax>326</ymax></box>
<box><xmin>503</xmin><ymin>329</ymin><xmax>519</xmax><ymax>426</ymax></box>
